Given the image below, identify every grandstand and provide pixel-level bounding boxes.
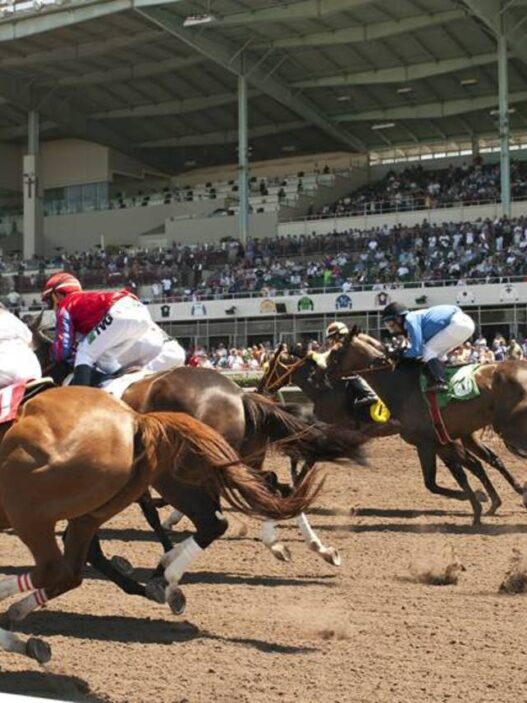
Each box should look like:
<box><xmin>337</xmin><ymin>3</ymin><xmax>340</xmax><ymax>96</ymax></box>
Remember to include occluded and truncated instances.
<box><xmin>1</xmin><ymin>0</ymin><xmax>527</xmax><ymax>348</ymax></box>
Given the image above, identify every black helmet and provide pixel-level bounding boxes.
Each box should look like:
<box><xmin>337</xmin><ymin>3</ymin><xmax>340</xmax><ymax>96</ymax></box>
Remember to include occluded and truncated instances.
<box><xmin>382</xmin><ymin>302</ymin><xmax>409</xmax><ymax>321</ymax></box>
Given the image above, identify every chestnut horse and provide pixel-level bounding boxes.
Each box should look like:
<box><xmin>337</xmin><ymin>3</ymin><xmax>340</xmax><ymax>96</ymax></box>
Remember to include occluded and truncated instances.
<box><xmin>260</xmin><ymin>341</ymin><xmax>526</xmax><ymax>525</ymax></box>
<box><xmin>325</xmin><ymin>327</ymin><xmax>527</xmax><ymax>525</ymax></box>
<box><xmin>0</xmin><ymin>386</ymin><xmax>325</xmax><ymax>663</ymax></box>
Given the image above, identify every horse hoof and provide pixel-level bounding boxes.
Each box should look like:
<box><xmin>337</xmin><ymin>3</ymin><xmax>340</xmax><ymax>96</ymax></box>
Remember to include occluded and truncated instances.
<box><xmin>474</xmin><ymin>490</ymin><xmax>488</xmax><ymax>503</ymax></box>
<box><xmin>7</xmin><ymin>601</ymin><xmax>27</xmax><ymax>623</ymax></box>
<box><xmin>270</xmin><ymin>543</ymin><xmax>292</xmax><ymax>562</ymax></box>
<box><xmin>486</xmin><ymin>503</ymin><xmax>501</xmax><ymax>517</ymax></box>
<box><xmin>320</xmin><ymin>547</ymin><xmax>342</xmax><ymax>567</ymax></box>
<box><xmin>26</xmin><ymin>637</ymin><xmax>51</xmax><ymax>664</ymax></box>
<box><xmin>145</xmin><ymin>579</ymin><xmax>166</xmax><ymax>604</ymax></box>
<box><xmin>110</xmin><ymin>555</ymin><xmax>134</xmax><ymax>576</ymax></box>
<box><xmin>522</xmin><ymin>488</ymin><xmax>527</xmax><ymax>509</ymax></box>
<box><xmin>166</xmin><ymin>586</ymin><xmax>186</xmax><ymax>616</ymax></box>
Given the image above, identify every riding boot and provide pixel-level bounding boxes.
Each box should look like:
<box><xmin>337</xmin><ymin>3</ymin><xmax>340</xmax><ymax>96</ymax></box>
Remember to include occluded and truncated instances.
<box><xmin>425</xmin><ymin>358</ymin><xmax>448</xmax><ymax>392</ymax></box>
<box><xmin>70</xmin><ymin>364</ymin><xmax>94</xmax><ymax>387</ymax></box>
<box><xmin>347</xmin><ymin>375</ymin><xmax>379</xmax><ymax>407</ymax></box>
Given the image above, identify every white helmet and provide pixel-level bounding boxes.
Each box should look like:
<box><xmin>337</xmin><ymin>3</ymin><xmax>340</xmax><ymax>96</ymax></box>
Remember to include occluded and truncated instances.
<box><xmin>325</xmin><ymin>321</ymin><xmax>349</xmax><ymax>339</ymax></box>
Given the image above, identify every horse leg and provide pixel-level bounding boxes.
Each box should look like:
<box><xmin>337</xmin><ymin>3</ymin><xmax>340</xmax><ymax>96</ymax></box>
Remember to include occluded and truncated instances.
<box><xmin>463</xmin><ymin>435</ymin><xmax>524</xmax><ymax>496</ymax></box>
<box><xmin>460</xmin><ymin>452</ymin><xmax>502</xmax><ymax>516</ymax></box>
<box><xmin>296</xmin><ymin>513</ymin><xmax>341</xmax><ymax>567</ymax></box>
<box><xmin>154</xmin><ymin>478</ymin><xmax>228</xmax><ymax>616</ymax></box>
<box><xmin>86</xmin><ymin>533</ymin><xmax>167</xmax><ymax>602</ymax></box>
<box><xmin>259</xmin><ymin>472</ymin><xmax>292</xmax><ymax>563</ymax></box>
<box><xmin>138</xmin><ymin>493</ymin><xmax>174</xmax><ymax>553</ymax></box>
<box><xmin>162</xmin><ymin>509</ymin><xmax>185</xmax><ymax>531</ymax></box>
<box><xmin>438</xmin><ymin>448</ymin><xmax>483</xmax><ymax>526</ymax></box>
<box><xmin>417</xmin><ymin>444</ymin><xmax>468</xmax><ymax>501</ymax></box>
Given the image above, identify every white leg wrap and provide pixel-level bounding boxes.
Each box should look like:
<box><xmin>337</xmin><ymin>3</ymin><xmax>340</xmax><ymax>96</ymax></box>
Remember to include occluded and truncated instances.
<box><xmin>162</xmin><ymin>509</ymin><xmax>184</xmax><ymax>530</ymax></box>
<box><xmin>261</xmin><ymin>521</ymin><xmax>278</xmax><ymax>547</ymax></box>
<box><xmin>0</xmin><ymin>628</ymin><xmax>26</xmax><ymax>655</ymax></box>
<box><xmin>297</xmin><ymin>513</ymin><xmax>323</xmax><ymax>551</ymax></box>
<box><xmin>0</xmin><ymin>572</ymin><xmax>34</xmax><ymax>601</ymax></box>
<box><xmin>164</xmin><ymin>537</ymin><xmax>203</xmax><ymax>585</ymax></box>
<box><xmin>8</xmin><ymin>589</ymin><xmax>48</xmax><ymax>622</ymax></box>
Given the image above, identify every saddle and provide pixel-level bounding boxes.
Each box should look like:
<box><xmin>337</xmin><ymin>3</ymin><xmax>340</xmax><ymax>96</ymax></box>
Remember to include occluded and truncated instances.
<box><xmin>0</xmin><ymin>377</ymin><xmax>56</xmax><ymax>425</ymax></box>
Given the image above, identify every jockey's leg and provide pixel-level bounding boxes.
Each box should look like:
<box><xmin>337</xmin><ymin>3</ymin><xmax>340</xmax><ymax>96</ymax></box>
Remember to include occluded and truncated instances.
<box><xmin>70</xmin><ymin>364</ymin><xmax>94</xmax><ymax>387</ymax></box>
<box><xmin>422</xmin><ymin>311</ymin><xmax>475</xmax><ymax>391</ymax></box>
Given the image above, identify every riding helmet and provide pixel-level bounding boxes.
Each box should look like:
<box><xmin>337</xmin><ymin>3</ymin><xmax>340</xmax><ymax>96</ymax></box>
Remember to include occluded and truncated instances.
<box><xmin>382</xmin><ymin>302</ymin><xmax>409</xmax><ymax>322</ymax></box>
<box><xmin>325</xmin><ymin>321</ymin><xmax>349</xmax><ymax>338</ymax></box>
<box><xmin>42</xmin><ymin>272</ymin><xmax>83</xmax><ymax>302</ymax></box>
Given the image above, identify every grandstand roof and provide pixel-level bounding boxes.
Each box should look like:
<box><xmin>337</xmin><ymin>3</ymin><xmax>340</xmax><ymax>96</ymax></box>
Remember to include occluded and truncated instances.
<box><xmin>0</xmin><ymin>0</ymin><xmax>526</xmax><ymax>173</ymax></box>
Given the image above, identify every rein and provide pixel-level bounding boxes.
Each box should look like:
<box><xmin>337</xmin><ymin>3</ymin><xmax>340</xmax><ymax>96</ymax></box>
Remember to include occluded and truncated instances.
<box><xmin>261</xmin><ymin>352</ymin><xmax>308</xmax><ymax>394</ymax></box>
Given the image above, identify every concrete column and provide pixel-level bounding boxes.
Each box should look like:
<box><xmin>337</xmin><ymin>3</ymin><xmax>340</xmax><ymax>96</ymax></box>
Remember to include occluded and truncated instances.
<box><xmin>23</xmin><ymin>110</ymin><xmax>43</xmax><ymax>259</ymax></box>
<box><xmin>498</xmin><ymin>25</ymin><xmax>511</xmax><ymax>217</ymax></box>
<box><xmin>238</xmin><ymin>59</ymin><xmax>249</xmax><ymax>245</ymax></box>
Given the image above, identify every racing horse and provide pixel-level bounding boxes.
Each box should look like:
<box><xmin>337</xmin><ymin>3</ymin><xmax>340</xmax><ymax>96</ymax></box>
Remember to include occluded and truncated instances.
<box><xmin>325</xmin><ymin>326</ymin><xmax>527</xmax><ymax>525</ymax></box>
<box><xmin>29</xmin><ymin>318</ymin><xmax>373</xmax><ymax>597</ymax></box>
<box><xmin>260</xmin><ymin>341</ymin><xmax>526</xmax><ymax>525</ymax></box>
<box><xmin>0</xmin><ymin>386</ymin><xmax>324</xmax><ymax>663</ymax></box>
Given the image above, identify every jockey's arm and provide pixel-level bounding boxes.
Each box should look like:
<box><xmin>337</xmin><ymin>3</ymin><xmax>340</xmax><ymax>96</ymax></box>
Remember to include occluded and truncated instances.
<box><xmin>402</xmin><ymin>315</ymin><xmax>423</xmax><ymax>358</ymax></box>
<box><xmin>52</xmin><ymin>308</ymin><xmax>75</xmax><ymax>364</ymax></box>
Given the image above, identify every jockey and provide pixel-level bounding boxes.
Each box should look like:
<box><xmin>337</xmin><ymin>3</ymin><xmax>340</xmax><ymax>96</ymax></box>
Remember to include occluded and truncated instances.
<box><xmin>382</xmin><ymin>302</ymin><xmax>476</xmax><ymax>392</ymax></box>
<box><xmin>0</xmin><ymin>304</ymin><xmax>41</xmax><ymax>388</ymax></box>
<box><xmin>42</xmin><ymin>273</ymin><xmax>184</xmax><ymax>387</ymax></box>
<box><xmin>324</xmin><ymin>321</ymin><xmax>387</xmax><ymax>421</ymax></box>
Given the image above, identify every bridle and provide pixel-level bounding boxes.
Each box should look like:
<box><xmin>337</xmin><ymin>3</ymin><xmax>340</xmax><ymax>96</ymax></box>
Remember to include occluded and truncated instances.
<box><xmin>259</xmin><ymin>348</ymin><xmax>309</xmax><ymax>394</ymax></box>
<box><xmin>329</xmin><ymin>339</ymin><xmax>395</xmax><ymax>378</ymax></box>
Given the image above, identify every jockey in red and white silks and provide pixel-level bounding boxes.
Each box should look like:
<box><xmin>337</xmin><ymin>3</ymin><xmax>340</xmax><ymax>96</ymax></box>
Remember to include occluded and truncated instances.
<box><xmin>42</xmin><ymin>273</ymin><xmax>185</xmax><ymax>386</ymax></box>
<box><xmin>0</xmin><ymin>306</ymin><xmax>41</xmax><ymax>388</ymax></box>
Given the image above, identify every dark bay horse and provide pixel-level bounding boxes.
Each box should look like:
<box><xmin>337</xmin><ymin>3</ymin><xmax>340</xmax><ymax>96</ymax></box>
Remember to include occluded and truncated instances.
<box><xmin>260</xmin><ymin>342</ymin><xmax>526</xmax><ymax>525</ymax></box>
<box><xmin>326</xmin><ymin>327</ymin><xmax>527</xmax><ymax>525</ymax></box>
<box><xmin>31</xmin><ymin>317</ymin><xmax>374</xmax><ymax>594</ymax></box>
<box><xmin>0</xmin><ymin>386</ymin><xmax>323</xmax><ymax>663</ymax></box>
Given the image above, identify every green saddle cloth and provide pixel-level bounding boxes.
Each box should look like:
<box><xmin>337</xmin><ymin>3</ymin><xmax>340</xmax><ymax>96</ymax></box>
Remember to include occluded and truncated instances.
<box><xmin>419</xmin><ymin>363</ymin><xmax>481</xmax><ymax>408</ymax></box>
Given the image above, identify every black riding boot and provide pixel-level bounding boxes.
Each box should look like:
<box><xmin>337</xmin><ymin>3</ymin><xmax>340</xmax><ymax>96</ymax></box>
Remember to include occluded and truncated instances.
<box><xmin>347</xmin><ymin>375</ymin><xmax>379</xmax><ymax>407</ymax></box>
<box><xmin>70</xmin><ymin>364</ymin><xmax>94</xmax><ymax>387</ymax></box>
<box><xmin>425</xmin><ymin>358</ymin><xmax>448</xmax><ymax>392</ymax></box>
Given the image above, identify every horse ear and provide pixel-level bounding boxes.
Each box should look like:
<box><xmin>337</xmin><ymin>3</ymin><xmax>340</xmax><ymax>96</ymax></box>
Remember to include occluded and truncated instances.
<box><xmin>26</xmin><ymin>309</ymin><xmax>44</xmax><ymax>332</ymax></box>
<box><xmin>350</xmin><ymin>324</ymin><xmax>359</xmax><ymax>337</ymax></box>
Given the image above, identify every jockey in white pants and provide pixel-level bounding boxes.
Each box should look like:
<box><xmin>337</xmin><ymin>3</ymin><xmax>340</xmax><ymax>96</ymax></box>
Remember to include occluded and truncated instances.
<box><xmin>42</xmin><ymin>272</ymin><xmax>185</xmax><ymax>386</ymax></box>
<box><xmin>0</xmin><ymin>305</ymin><xmax>41</xmax><ymax>388</ymax></box>
<box><xmin>382</xmin><ymin>302</ymin><xmax>475</xmax><ymax>392</ymax></box>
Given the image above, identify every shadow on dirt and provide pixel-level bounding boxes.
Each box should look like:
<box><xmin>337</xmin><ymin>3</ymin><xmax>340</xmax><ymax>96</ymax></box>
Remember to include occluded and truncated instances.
<box><xmin>0</xmin><ymin>670</ymin><xmax>102</xmax><ymax>702</ymax></box>
<box><xmin>14</xmin><ymin>612</ymin><xmax>316</xmax><ymax>654</ymax></box>
<box><xmin>318</xmin><ymin>521</ymin><xmax>527</xmax><ymax>535</ymax></box>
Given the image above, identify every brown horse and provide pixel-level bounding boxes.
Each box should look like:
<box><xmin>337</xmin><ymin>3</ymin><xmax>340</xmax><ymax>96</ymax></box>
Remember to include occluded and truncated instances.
<box><xmin>0</xmin><ymin>386</ymin><xmax>323</xmax><ymax>663</ymax></box>
<box><xmin>325</xmin><ymin>327</ymin><xmax>527</xmax><ymax>525</ymax></box>
<box><xmin>261</xmin><ymin>341</ymin><xmax>526</xmax><ymax>524</ymax></box>
<box><xmin>30</xmin><ymin>319</ymin><xmax>374</xmax><ymax>581</ymax></box>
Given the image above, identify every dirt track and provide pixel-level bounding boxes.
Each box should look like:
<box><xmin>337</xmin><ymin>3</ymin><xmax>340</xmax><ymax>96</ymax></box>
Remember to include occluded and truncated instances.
<box><xmin>1</xmin><ymin>435</ymin><xmax>527</xmax><ymax>703</ymax></box>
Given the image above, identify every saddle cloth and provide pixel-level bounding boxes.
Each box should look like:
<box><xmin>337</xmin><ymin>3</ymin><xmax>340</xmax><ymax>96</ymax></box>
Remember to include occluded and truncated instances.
<box><xmin>0</xmin><ymin>377</ymin><xmax>55</xmax><ymax>425</ymax></box>
<box><xmin>97</xmin><ymin>369</ymin><xmax>152</xmax><ymax>400</ymax></box>
<box><xmin>419</xmin><ymin>363</ymin><xmax>481</xmax><ymax>409</ymax></box>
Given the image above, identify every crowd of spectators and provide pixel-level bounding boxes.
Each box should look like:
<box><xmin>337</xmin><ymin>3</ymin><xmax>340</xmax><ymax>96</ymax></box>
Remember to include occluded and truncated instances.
<box><xmin>183</xmin><ymin>331</ymin><xmax>527</xmax><ymax>373</ymax></box>
<box><xmin>4</xmin><ymin>214</ymin><xmax>527</xmax><ymax>303</ymax></box>
<box><xmin>315</xmin><ymin>158</ymin><xmax>527</xmax><ymax>219</ymax></box>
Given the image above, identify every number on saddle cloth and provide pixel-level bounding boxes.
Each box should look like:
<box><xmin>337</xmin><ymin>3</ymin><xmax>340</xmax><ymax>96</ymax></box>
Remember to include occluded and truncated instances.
<box><xmin>419</xmin><ymin>363</ymin><xmax>481</xmax><ymax>408</ymax></box>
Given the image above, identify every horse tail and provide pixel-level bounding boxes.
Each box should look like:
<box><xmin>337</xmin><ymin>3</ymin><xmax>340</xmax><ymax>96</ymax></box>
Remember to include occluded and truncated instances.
<box><xmin>134</xmin><ymin>411</ymin><xmax>322</xmax><ymax>520</ymax></box>
<box><xmin>242</xmin><ymin>393</ymin><xmax>370</xmax><ymax>465</ymax></box>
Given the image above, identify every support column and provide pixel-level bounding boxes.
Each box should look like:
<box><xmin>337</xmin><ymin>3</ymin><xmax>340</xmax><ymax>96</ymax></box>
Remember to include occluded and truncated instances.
<box><xmin>498</xmin><ymin>24</ymin><xmax>511</xmax><ymax>218</ymax></box>
<box><xmin>23</xmin><ymin>110</ymin><xmax>43</xmax><ymax>259</ymax></box>
<box><xmin>238</xmin><ymin>59</ymin><xmax>249</xmax><ymax>246</ymax></box>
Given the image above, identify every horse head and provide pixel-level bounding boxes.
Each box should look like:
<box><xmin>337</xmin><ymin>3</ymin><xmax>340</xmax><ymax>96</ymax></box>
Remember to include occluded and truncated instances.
<box><xmin>327</xmin><ymin>328</ymin><xmax>389</xmax><ymax>381</ymax></box>
<box><xmin>257</xmin><ymin>342</ymin><xmax>310</xmax><ymax>395</ymax></box>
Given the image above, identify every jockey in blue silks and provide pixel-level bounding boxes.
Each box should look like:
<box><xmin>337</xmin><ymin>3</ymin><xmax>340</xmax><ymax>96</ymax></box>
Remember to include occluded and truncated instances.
<box><xmin>381</xmin><ymin>302</ymin><xmax>475</xmax><ymax>392</ymax></box>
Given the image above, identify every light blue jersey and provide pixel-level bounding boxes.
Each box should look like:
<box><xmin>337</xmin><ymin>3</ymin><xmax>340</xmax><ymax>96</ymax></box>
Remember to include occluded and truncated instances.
<box><xmin>403</xmin><ymin>305</ymin><xmax>460</xmax><ymax>358</ymax></box>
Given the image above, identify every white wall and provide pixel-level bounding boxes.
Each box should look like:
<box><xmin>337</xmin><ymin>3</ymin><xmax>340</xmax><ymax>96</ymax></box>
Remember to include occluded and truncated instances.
<box><xmin>42</xmin><ymin>199</ymin><xmax>225</xmax><ymax>254</ymax></box>
<box><xmin>41</xmin><ymin>140</ymin><xmax>109</xmax><ymax>189</ymax></box>
<box><xmin>164</xmin><ymin>210</ymin><xmax>278</xmax><ymax>244</ymax></box>
<box><xmin>278</xmin><ymin>199</ymin><xmax>527</xmax><ymax>236</ymax></box>
<box><xmin>30</xmin><ymin>280</ymin><xmax>527</xmax><ymax>327</ymax></box>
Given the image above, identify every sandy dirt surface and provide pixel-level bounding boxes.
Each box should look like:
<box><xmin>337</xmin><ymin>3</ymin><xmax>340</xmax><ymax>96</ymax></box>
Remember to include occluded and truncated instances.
<box><xmin>1</xmin><ymin>434</ymin><xmax>527</xmax><ymax>703</ymax></box>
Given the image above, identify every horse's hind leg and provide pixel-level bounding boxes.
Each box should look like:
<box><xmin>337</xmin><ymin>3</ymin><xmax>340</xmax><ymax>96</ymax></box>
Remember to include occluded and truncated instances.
<box><xmin>418</xmin><ymin>444</ymin><xmax>468</xmax><ymax>501</ymax></box>
<box><xmin>138</xmin><ymin>492</ymin><xmax>174</xmax><ymax>553</ymax></box>
<box><xmin>460</xmin><ymin>452</ymin><xmax>502</xmax><ymax>516</ymax></box>
<box><xmin>463</xmin><ymin>435</ymin><xmax>524</xmax><ymax>496</ymax></box>
<box><xmin>154</xmin><ymin>477</ymin><xmax>227</xmax><ymax>616</ymax></box>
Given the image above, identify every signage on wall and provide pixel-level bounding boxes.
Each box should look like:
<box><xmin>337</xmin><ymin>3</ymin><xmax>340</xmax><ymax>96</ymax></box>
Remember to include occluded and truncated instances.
<box><xmin>259</xmin><ymin>298</ymin><xmax>277</xmax><ymax>314</ymax></box>
<box><xmin>335</xmin><ymin>293</ymin><xmax>352</xmax><ymax>310</ymax></box>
